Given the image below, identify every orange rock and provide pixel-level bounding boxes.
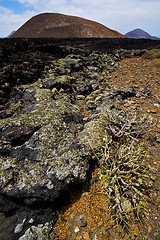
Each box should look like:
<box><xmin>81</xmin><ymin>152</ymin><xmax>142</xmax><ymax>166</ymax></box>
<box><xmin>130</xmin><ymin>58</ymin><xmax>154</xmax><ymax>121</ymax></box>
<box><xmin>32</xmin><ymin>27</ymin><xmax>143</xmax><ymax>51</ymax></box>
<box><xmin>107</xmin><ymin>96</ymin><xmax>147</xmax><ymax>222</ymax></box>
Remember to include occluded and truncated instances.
<box><xmin>98</xmin><ymin>221</ymin><xmax>103</xmax><ymax>227</ymax></box>
<box><xmin>59</xmin><ymin>88</ymin><xmax>64</xmax><ymax>93</ymax></box>
<box><xmin>70</xmin><ymin>213</ymin><xmax>74</xmax><ymax>220</ymax></box>
<box><xmin>148</xmin><ymin>225</ymin><xmax>152</xmax><ymax>233</ymax></box>
<box><xmin>147</xmin><ymin>109</ymin><xmax>157</xmax><ymax>113</ymax></box>
<box><xmin>150</xmin><ymin>109</ymin><xmax>157</xmax><ymax>113</ymax></box>
<box><xmin>52</xmin><ymin>88</ymin><xmax>58</xmax><ymax>94</ymax></box>
<box><xmin>83</xmin><ymin>232</ymin><xmax>91</xmax><ymax>240</ymax></box>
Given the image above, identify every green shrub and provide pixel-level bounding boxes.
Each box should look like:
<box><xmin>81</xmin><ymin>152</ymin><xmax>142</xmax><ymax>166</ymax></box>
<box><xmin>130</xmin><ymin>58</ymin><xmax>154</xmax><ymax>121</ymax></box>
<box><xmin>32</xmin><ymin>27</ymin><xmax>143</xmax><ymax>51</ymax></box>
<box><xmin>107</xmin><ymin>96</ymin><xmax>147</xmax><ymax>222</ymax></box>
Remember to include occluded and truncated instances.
<box><xmin>91</xmin><ymin>109</ymin><xmax>155</xmax><ymax>231</ymax></box>
<box><xmin>98</xmin><ymin>138</ymin><xmax>153</xmax><ymax>227</ymax></box>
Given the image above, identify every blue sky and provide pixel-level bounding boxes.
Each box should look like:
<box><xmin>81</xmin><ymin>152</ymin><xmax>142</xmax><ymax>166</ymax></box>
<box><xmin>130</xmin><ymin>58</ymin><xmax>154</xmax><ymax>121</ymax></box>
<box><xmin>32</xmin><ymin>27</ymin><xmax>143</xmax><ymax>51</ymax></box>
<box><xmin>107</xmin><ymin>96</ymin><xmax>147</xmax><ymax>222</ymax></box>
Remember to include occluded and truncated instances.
<box><xmin>2</xmin><ymin>1</ymin><xmax>27</xmax><ymax>14</ymax></box>
<box><xmin>0</xmin><ymin>0</ymin><xmax>160</xmax><ymax>38</ymax></box>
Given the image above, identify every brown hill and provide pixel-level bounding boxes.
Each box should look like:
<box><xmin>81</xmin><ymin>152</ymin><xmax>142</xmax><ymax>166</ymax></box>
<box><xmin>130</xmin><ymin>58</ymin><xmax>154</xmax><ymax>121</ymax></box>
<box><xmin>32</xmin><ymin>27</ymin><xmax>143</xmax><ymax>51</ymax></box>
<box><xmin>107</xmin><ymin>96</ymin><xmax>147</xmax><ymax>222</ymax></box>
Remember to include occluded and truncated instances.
<box><xmin>10</xmin><ymin>13</ymin><xmax>125</xmax><ymax>38</ymax></box>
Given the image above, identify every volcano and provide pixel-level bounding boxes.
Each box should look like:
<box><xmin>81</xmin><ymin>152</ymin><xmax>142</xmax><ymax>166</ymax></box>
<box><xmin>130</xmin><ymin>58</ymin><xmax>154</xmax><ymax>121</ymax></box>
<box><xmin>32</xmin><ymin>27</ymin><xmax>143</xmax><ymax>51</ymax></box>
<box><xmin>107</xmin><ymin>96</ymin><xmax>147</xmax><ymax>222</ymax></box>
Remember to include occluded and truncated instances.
<box><xmin>10</xmin><ymin>13</ymin><xmax>125</xmax><ymax>38</ymax></box>
<box><xmin>125</xmin><ymin>28</ymin><xmax>160</xmax><ymax>40</ymax></box>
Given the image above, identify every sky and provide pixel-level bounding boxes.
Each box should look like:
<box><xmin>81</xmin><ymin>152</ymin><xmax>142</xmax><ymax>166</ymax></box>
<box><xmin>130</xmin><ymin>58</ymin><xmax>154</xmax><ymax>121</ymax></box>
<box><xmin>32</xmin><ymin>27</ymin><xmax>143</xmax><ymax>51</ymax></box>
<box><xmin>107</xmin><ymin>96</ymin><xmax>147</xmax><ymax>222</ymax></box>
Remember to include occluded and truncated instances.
<box><xmin>0</xmin><ymin>0</ymin><xmax>160</xmax><ymax>38</ymax></box>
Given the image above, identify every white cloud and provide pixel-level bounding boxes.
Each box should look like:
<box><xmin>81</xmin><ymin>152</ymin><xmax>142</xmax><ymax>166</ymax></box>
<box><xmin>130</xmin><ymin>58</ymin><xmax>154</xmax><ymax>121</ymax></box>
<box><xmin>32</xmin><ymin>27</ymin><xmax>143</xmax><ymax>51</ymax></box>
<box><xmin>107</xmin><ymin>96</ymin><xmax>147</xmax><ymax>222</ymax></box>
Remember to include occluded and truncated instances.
<box><xmin>0</xmin><ymin>0</ymin><xmax>160</xmax><ymax>37</ymax></box>
<box><xmin>0</xmin><ymin>6</ymin><xmax>36</xmax><ymax>37</ymax></box>
<box><xmin>17</xmin><ymin>0</ymin><xmax>68</xmax><ymax>10</ymax></box>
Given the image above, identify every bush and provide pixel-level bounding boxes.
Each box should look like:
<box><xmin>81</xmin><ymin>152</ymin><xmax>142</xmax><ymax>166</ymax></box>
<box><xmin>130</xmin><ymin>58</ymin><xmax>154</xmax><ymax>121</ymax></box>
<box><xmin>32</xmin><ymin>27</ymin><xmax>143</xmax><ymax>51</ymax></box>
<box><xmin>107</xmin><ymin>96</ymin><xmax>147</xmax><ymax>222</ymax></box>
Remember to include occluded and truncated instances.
<box><xmin>91</xmin><ymin>109</ymin><xmax>155</xmax><ymax>230</ymax></box>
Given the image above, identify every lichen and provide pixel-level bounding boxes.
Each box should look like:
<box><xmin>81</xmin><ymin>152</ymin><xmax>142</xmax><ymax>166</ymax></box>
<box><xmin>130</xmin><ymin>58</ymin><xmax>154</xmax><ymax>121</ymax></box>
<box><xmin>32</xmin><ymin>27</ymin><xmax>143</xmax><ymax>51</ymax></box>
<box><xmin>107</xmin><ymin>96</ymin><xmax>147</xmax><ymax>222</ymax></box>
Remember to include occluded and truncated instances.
<box><xmin>0</xmin><ymin>78</ymin><xmax>89</xmax><ymax>196</ymax></box>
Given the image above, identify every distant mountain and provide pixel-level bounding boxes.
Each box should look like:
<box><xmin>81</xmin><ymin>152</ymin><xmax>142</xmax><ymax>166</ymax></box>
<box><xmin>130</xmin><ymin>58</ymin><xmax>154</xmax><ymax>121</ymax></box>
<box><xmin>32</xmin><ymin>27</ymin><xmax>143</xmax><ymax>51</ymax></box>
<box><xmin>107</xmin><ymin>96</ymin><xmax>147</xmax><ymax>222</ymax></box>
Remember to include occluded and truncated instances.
<box><xmin>10</xmin><ymin>13</ymin><xmax>125</xmax><ymax>38</ymax></box>
<box><xmin>7</xmin><ymin>31</ymin><xmax>16</xmax><ymax>38</ymax></box>
<box><xmin>125</xmin><ymin>29</ymin><xmax>160</xmax><ymax>40</ymax></box>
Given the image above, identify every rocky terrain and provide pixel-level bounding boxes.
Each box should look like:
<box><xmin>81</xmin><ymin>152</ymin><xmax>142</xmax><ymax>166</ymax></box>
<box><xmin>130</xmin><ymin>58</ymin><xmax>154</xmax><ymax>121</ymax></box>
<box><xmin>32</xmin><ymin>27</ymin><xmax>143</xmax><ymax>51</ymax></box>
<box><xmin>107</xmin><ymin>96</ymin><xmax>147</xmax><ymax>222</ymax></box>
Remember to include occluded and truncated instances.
<box><xmin>10</xmin><ymin>13</ymin><xmax>125</xmax><ymax>38</ymax></box>
<box><xmin>0</xmin><ymin>38</ymin><xmax>160</xmax><ymax>240</ymax></box>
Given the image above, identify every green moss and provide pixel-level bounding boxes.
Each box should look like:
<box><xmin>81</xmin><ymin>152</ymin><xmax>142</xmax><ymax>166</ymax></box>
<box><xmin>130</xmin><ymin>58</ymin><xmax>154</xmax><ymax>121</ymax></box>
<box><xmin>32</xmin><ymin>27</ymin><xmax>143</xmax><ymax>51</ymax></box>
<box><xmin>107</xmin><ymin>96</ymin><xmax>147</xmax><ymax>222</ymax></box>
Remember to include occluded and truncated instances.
<box><xmin>142</xmin><ymin>48</ymin><xmax>160</xmax><ymax>59</ymax></box>
<box><xmin>0</xmin><ymin>50</ymin><xmax>119</xmax><ymax>195</ymax></box>
<box><xmin>0</xmin><ymin>76</ymin><xmax>88</xmax><ymax>191</ymax></box>
<box><xmin>0</xmin><ymin>156</ymin><xmax>17</xmax><ymax>187</ymax></box>
<box><xmin>19</xmin><ymin>223</ymin><xmax>53</xmax><ymax>240</ymax></box>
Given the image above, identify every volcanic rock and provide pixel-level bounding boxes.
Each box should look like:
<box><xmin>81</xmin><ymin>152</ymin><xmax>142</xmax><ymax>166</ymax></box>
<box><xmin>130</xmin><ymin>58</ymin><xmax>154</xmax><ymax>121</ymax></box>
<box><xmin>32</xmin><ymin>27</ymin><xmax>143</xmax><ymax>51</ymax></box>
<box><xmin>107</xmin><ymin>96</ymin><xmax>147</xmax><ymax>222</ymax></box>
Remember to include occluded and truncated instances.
<box><xmin>10</xmin><ymin>13</ymin><xmax>125</xmax><ymax>38</ymax></box>
<box><xmin>0</xmin><ymin>38</ymin><xmax>160</xmax><ymax>240</ymax></box>
<box><xmin>0</xmin><ymin>40</ymin><xmax>121</xmax><ymax>239</ymax></box>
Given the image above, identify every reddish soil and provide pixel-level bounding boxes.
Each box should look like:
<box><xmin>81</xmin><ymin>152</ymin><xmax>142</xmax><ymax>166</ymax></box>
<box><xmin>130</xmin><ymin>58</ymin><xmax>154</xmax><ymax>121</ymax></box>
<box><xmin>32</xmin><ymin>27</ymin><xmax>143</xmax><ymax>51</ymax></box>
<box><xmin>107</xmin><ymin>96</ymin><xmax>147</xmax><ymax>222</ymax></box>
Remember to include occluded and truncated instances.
<box><xmin>53</xmin><ymin>56</ymin><xmax>160</xmax><ymax>240</ymax></box>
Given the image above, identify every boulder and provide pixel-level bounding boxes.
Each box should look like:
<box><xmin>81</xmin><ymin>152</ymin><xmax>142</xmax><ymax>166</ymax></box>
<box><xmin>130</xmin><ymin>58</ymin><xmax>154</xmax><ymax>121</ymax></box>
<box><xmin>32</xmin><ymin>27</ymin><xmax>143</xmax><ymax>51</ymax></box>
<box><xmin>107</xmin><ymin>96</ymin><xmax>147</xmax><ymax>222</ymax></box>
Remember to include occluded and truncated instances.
<box><xmin>0</xmin><ymin>83</ymin><xmax>90</xmax><ymax>205</ymax></box>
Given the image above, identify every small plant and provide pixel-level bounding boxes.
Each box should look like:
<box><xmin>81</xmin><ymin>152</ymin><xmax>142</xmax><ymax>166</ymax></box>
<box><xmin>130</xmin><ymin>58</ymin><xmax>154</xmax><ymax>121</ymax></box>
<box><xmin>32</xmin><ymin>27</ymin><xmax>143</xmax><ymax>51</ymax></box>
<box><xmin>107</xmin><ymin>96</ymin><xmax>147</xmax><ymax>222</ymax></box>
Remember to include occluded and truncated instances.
<box><xmin>57</xmin><ymin>212</ymin><xmax>65</xmax><ymax>222</ymax></box>
<box><xmin>90</xmin><ymin>109</ymin><xmax>155</xmax><ymax>231</ymax></box>
<box><xmin>98</xmin><ymin>138</ymin><xmax>153</xmax><ymax>226</ymax></box>
<box><xmin>101</xmin><ymin>109</ymin><xmax>148</xmax><ymax>141</ymax></box>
